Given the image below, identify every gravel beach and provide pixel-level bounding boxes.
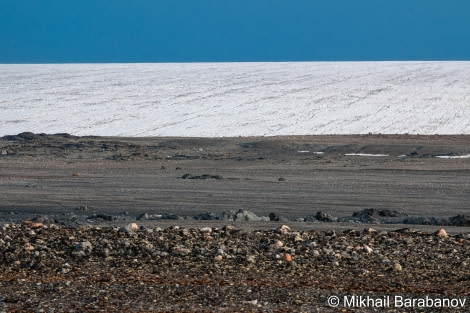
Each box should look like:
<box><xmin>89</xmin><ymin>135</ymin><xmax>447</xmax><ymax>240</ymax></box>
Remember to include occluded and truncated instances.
<box><xmin>0</xmin><ymin>133</ymin><xmax>469</xmax><ymax>312</ymax></box>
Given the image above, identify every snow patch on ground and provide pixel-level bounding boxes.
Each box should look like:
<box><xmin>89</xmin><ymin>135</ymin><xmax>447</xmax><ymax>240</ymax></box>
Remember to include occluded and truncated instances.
<box><xmin>345</xmin><ymin>153</ymin><xmax>390</xmax><ymax>157</ymax></box>
<box><xmin>435</xmin><ymin>154</ymin><xmax>470</xmax><ymax>159</ymax></box>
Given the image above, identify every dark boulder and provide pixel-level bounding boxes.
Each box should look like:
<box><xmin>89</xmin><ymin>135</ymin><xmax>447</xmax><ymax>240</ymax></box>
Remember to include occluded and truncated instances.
<box><xmin>403</xmin><ymin>216</ymin><xmax>451</xmax><ymax>226</ymax></box>
<box><xmin>314</xmin><ymin>211</ymin><xmax>337</xmax><ymax>222</ymax></box>
<box><xmin>194</xmin><ymin>212</ymin><xmax>220</xmax><ymax>220</ymax></box>
<box><xmin>449</xmin><ymin>215</ymin><xmax>470</xmax><ymax>227</ymax></box>
<box><xmin>353</xmin><ymin>208</ymin><xmax>407</xmax><ymax>218</ymax></box>
<box><xmin>269</xmin><ymin>213</ymin><xmax>289</xmax><ymax>222</ymax></box>
<box><xmin>88</xmin><ymin>214</ymin><xmax>114</xmax><ymax>221</ymax></box>
<box><xmin>137</xmin><ymin>212</ymin><xmax>149</xmax><ymax>221</ymax></box>
<box><xmin>304</xmin><ymin>215</ymin><xmax>316</xmax><ymax>222</ymax></box>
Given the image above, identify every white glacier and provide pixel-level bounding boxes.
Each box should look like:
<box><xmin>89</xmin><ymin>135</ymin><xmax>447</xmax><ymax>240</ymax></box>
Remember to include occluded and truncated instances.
<box><xmin>0</xmin><ymin>61</ymin><xmax>469</xmax><ymax>137</ymax></box>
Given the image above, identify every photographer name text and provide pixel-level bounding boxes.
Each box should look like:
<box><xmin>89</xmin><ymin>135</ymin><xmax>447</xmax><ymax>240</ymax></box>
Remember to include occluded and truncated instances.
<box><xmin>342</xmin><ymin>295</ymin><xmax>466</xmax><ymax>308</ymax></box>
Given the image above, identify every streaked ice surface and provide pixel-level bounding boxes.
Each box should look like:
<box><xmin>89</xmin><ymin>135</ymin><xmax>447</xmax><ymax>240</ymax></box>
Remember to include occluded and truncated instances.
<box><xmin>1</xmin><ymin>62</ymin><xmax>469</xmax><ymax>136</ymax></box>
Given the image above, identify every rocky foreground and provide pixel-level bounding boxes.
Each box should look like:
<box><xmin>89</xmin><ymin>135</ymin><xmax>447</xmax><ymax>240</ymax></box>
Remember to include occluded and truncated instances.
<box><xmin>0</xmin><ymin>222</ymin><xmax>469</xmax><ymax>312</ymax></box>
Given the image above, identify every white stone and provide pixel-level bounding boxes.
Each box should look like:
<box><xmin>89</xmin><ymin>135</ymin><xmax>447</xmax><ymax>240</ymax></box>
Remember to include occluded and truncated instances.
<box><xmin>436</xmin><ymin>229</ymin><xmax>448</xmax><ymax>238</ymax></box>
<box><xmin>199</xmin><ymin>227</ymin><xmax>212</xmax><ymax>234</ymax></box>
<box><xmin>278</xmin><ymin>225</ymin><xmax>291</xmax><ymax>235</ymax></box>
<box><xmin>362</xmin><ymin>244</ymin><xmax>373</xmax><ymax>254</ymax></box>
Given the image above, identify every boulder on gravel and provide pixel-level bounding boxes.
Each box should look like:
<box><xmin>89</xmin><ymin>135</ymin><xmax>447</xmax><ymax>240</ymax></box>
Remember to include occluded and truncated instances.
<box><xmin>88</xmin><ymin>213</ymin><xmax>114</xmax><ymax>221</ymax></box>
<box><xmin>221</xmin><ymin>209</ymin><xmax>268</xmax><ymax>222</ymax></box>
<box><xmin>268</xmin><ymin>213</ymin><xmax>289</xmax><ymax>222</ymax></box>
<box><xmin>449</xmin><ymin>215</ymin><xmax>470</xmax><ymax>227</ymax></box>
<box><xmin>303</xmin><ymin>215</ymin><xmax>316</xmax><ymax>222</ymax></box>
<box><xmin>160</xmin><ymin>213</ymin><xmax>182</xmax><ymax>220</ymax></box>
<box><xmin>137</xmin><ymin>212</ymin><xmax>149</xmax><ymax>221</ymax></box>
<box><xmin>403</xmin><ymin>216</ymin><xmax>451</xmax><ymax>226</ymax></box>
<box><xmin>303</xmin><ymin>211</ymin><xmax>338</xmax><ymax>223</ymax></box>
<box><xmin>314</xmin><ymin>211</ymin><xmax>338</xmax><ymax>222</ymax></box>
<box><xmin>194</xmin><ymin>212</ymin><xmax>220</xmax><ymax>220</ymax></box>
<box><xmin>352</xmin><ymin>208</ymin><xmax>407</xmax><ymax>223</ymax></box>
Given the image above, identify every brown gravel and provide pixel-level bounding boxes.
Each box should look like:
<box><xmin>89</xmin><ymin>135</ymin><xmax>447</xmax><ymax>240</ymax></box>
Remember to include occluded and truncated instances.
<box><xmin>0</xmin><ymin>223</ymin><xmax>469</xmax><ymax>312</ymax></box>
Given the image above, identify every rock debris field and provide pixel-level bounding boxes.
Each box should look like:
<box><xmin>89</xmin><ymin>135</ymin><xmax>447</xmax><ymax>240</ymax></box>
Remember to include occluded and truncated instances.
<box><xmin>0</xmin><ymin>221</ymin><xmax>469</xmax><ymax>312</ymax></box>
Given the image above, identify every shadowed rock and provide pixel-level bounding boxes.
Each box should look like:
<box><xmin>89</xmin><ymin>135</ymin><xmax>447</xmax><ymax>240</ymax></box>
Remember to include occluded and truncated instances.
<box><xmin>314</xmin><ymin>211</ymin><xmax>338</xmax><ymax>222</ymax></box>
<box><xmin>88</xmin><ymin>213</ymin><xmax>114</xmax><ymax>221</ymax></box>
<box><xmin>181</xmin><ymin>173</ymin><xmax>224</xmax><ymax>180</ymax></box>
<box><xmin>137</xmin><ymin>212</ymin><xmax>149</xmax><ymax>221</ymax></box>
<box><xmin>449</xmin><ymin>215</ymin><xmax>470</xmax><ymax>227</ymax></box>
<box><xmin>403</xmin><ymin>216</ymin><xmax>451</xmax><ymax>226</ymax></box>
<box><xmin>269</xmin><ymin>213</ymin><xmax>289</xmax><ymax>222</ymax></box>
<box><xmin>221</xmin><ymin>209</ymin><xmax>269</xmax><ymax>222</ymax></box>
<box><xmin>194</xmin><ymin>212</ymin><xmax>220</xmax><ymax>220</ymax></box>
<box><xmin>352</xmin><ymin>208</ymin><xmax>407</xmax><ymax>223</ymax></box>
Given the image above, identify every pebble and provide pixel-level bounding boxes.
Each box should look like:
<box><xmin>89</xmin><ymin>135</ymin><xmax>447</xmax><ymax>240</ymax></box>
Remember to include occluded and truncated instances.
<box><xmin>119</xmin><ymin>223</ymin><xmax>138</xmax><ymax>234</ymax></box>
<box><xmin>199</xmin><ymin>227</ymin><xmax>212</xmax><ymax>234</ymax></box>
<box><xmin>362</xmin><ymin>244</ymin><xmax>373</xmax><ymax>254</ymax></box>
<box><xmin>72</xmin><ymin>250</ymin><xmax>86</xmax><ymax>258</ymax></box>
<box><xmin>274</xmin><ymin>239</ymin><xmax>283</xmax><ymax>248</ymax></box>
<box><xmin>363</xmin><ymin>227</ymin><xmax>377</xmax><ymax>234</ymax></box>
<box><xmin>179</xmin><ymin>228</ymin><xmax>190</xmax><ymax>237</ymax></box>
<box><xmin>278</xmin><ymin>225</ymin><xmax>291</xmax><ymax>235</ymax></box>
<box><xmin>25</xmin><ymin>244</ymin><xmax>35</xmax><ymax>251</ymax></box>
<box><xmin>242</xmin><ymin>299</ymin><xmax>258</xmax><ymax>305</ymax></box>
<box><xmin>22</xmin><ymin>220</ymin><xmax>44</xmax><ymax>229</ymax></box>
<box><xmin>179</xmin><ymin>247</ymin><xmax>191</xmax><ymax>256</ymax></box>
<box><xmin>403</xmin><ymin>237</ymin><xmax>413</xmax><ymax>245</ymax></box>
<box><xmin>75</xmin><ymin>241</ymin><xmax>93</xmax><ymax>252</ymax></box>
<box><xmin>204</xmin><ymin>235</ymin><xmax>214</xmax><ymax>241</ymax></box>
<box><xmin>325</xmin><ymin>230</ymin><xmax>336</xmax><ymax>237</ymax></box>
<box><xmin>222</xmin><ymin>225</ymin><xmax>236</xmax><ymax>231</ymax></box>
<box><xmin>283</xmin><ymin>253</ymin><xmax>293</xmax><ymax>262</ymax></box>
<box><xmin>128</xmin><ymin>223</ymin><xmax>139</xmax><ymax>231</ymax></box>
<box><xmin>393</xmin><ymin>263</ymin><xmax>403</xmax><ymax>272</ymax></box>
<box><xmin>436</xmin><ymin>229</ymin><xmax>449</xmax><ymax>238</ymax></box>
<box><xmin>246</xmin><ymin>255</ymin><xmax>256</xmax><ymax>264</ymax></box>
